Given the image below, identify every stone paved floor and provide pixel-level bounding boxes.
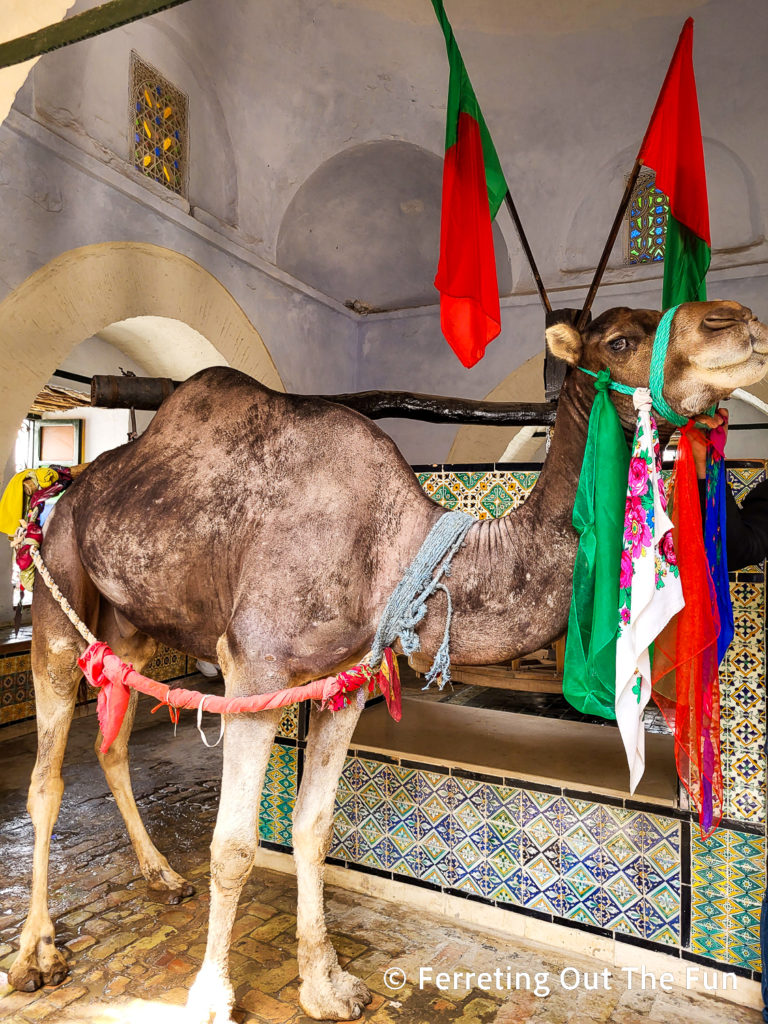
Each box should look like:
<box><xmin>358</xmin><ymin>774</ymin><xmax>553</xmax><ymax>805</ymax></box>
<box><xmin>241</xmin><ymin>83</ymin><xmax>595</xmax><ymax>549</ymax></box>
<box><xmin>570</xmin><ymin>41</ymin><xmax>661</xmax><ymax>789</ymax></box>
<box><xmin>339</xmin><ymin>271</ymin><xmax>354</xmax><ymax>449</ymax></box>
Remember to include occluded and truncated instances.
<box><xmin>0</xmin><ymin>688</ymin><xmax>762</xmax><ymax>1024</ymax></box>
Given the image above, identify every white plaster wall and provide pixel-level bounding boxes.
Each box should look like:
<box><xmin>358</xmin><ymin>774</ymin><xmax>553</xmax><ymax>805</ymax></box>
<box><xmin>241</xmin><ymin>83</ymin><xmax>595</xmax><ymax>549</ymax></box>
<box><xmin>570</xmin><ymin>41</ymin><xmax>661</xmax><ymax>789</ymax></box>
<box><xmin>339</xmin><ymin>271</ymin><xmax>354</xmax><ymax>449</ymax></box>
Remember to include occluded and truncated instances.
<box><xmin>21</xmin><ymin>0</ymin><xmax>768</xmax><ymax>289</ymax></box>
<box><xmin>53</xmin><ymin>334</ymin><xmax>155</xmax><ymax>448</ymax></box>
<box><xmin>0</xmin><ymin>121</ymin><xmax>358</xmax><ymax>395</ymax></box>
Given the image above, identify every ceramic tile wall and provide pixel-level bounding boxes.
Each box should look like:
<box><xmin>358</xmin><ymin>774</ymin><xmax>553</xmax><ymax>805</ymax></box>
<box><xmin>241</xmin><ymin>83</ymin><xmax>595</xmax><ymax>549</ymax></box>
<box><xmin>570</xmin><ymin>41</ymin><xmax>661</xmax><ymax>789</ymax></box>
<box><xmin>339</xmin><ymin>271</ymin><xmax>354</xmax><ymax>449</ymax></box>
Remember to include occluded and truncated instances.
<box><xmin>277</xmin><ymin>704</ymin><xmax>300</xmax><ymax>741</ymax></box>
<box><xmin>259</xmin><ymin>743</ymin><xmax>298</xmax><ymax>847</ymax></box>
<box><xmin>417</xmin><ymin>469</ymin><xmax>538</xmax><ymax>519</ymax></box>
<box><xmin>721</xmin><ymin>465</ymin><xmax>767</xmax><ymax>825</ymax></box>
<box><xmin>0</xmin><ymin>651</ymin><xmax>34</xmax><ymax>725</ymax></box>
<box><xmin>330</xmin><ymin>756</ymin><xmax>681</xmax><ymax>945</ymax></box>
<box><xmin>691</xmin><ymin>825</ymin><xmax>765</xmax><ymax>971</ymax></box>
<box><xmin>144</xmin><ymin>646</ymin><xmax>191</xmax><ymax>683</ymax></box>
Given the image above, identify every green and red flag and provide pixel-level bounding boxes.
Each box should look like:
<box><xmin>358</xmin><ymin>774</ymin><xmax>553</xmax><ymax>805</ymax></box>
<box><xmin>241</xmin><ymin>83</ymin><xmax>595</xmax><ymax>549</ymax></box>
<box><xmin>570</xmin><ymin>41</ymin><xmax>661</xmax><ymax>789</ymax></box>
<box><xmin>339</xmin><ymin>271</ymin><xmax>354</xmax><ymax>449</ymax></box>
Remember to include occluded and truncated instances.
<box><xmin>638</xmin><ymin>17</ymin><xmax>710</xmax><ymax>308</ymax></box>
<box><xmin>431</xmin><ymin>0</ymin><xmax>507</xmax><ymax>368</ymax></box>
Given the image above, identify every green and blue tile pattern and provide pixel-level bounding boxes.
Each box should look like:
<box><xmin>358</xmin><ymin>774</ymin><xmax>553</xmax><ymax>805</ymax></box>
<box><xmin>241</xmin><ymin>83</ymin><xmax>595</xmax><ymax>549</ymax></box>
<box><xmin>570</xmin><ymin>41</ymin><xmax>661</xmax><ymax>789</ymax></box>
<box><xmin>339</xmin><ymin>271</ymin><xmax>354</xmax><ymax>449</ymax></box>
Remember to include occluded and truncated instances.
<box><xmin>330</xmin><ymin>756</ymin><xmax>681</xmax><ymax>946</ymax></box>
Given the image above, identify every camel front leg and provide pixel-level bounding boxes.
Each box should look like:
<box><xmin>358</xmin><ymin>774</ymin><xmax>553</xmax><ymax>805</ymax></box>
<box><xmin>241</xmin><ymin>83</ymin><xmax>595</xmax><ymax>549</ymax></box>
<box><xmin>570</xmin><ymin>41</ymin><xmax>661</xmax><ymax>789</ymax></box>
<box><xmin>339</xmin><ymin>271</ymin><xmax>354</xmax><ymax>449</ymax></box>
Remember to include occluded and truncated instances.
<box><xmin>9</xmin><ymin>650</ymin><xmax>79</xmax><ymax>992</ymax></box>
<box><xmin>186</xmin><ymin>708</ymin><xmax>281</xmax><ymax>1024</ymax></box>
<box><xmin>293</xmin><ymin>698</ymin><xmax>371</xmax><ymax>1021</ymax></box>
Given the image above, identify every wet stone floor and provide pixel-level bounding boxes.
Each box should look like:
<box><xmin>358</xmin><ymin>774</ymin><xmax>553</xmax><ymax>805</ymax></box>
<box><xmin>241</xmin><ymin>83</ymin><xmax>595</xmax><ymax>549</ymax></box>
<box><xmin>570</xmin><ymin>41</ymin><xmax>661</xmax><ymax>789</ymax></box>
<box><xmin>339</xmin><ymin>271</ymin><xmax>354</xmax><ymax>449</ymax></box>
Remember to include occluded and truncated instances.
<box><xmin>0</xmin><ymin>688</ymin><xmax>762</xmax><ymax>1024</ymax></box>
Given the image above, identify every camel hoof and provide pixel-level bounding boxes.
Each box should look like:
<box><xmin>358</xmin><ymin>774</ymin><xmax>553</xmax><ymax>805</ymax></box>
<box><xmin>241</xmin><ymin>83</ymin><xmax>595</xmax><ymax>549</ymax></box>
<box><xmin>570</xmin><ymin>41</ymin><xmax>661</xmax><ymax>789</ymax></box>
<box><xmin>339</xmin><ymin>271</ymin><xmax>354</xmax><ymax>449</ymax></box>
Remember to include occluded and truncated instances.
<box><xmin>185</xmin><ymin>963</ymin><xmax>235</xmax><ymax>1024</ymax></box>
<box><xmin>299</xmin><ymin>972</ymin><xmax>372</xmax><ymax>1021</ymax></box>
<box><xmin>8</xmin><ymin>944</ymin><xmax>69</xmax><ymax>992</ymax></box>
<box><xmin>14</xmin><ymin>969</ymin><xmax>42</xmax><ymax>993</ymax></box>
<box><xmin>163</xmin><ymin>882</ymin><xmax>195</xmax><ymax>906</ymax></box>
<box><xmin>148</xmin><ymin>868</ymin><xmax>196</xmax><ymax>904</ymax></box>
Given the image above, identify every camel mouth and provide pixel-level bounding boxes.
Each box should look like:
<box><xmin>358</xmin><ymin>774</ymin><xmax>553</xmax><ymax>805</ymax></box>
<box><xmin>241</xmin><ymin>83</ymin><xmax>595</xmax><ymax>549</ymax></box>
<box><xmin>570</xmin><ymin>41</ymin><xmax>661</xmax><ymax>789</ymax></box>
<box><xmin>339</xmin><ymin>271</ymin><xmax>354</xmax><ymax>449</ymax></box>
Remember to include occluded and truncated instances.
<box><xmin>689</xmin><ymin>323</ymin><xmax>768</xmax><ymax>372</ymax></box>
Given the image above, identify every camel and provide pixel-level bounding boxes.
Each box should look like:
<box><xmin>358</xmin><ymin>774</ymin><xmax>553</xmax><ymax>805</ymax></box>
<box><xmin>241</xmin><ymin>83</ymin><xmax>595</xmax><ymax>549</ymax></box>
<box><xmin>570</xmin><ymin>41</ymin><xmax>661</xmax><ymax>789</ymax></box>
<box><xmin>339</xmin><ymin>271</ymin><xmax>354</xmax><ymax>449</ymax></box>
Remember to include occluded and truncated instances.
<box><xmin>7</xmin><ymin>299</ymin><xmax>768</xmax><ymax>1022</ymax></box>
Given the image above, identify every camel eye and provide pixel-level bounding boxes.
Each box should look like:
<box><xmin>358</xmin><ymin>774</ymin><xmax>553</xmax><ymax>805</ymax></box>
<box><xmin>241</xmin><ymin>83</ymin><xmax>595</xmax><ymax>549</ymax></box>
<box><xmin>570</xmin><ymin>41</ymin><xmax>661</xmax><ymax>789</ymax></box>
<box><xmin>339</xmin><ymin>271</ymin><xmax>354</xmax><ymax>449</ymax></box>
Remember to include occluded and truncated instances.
<box><xmin>608</xmin><ymin>336</ymin><xmax>629</xmax><ymax>352</ymax></box>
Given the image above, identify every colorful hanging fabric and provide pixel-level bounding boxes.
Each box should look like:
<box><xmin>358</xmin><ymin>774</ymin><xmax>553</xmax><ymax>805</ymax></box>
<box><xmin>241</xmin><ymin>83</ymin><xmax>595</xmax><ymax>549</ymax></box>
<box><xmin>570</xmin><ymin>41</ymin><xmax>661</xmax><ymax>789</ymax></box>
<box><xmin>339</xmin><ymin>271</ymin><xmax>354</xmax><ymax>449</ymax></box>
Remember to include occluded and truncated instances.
<box><xmin>0</xmin><ymin>467</ymin><xmax>59</xmax><ymax>537</ymax></box>
<box><xmin>615</xmin><ymin>389</ymin><xmax>684</xmax><ymax>792</ymax></box>
<box><xmin>430</xmin><ymin>0</ymin><xmax>507</xmax><ymax>367</ymax></box>
<box><xmin>704</xmin><ymin>420</ymin><xmax>734</xmax><ymax>664</ymax></box>
<box><xmin>12</xmin><ymin>468</ymin><xmax>73</xmax><ymax>594</ymax></box>
<box><xmin>562</xmin><ymin>370</ymin><xmax>629</xmax><ymax>718</ymax></box>
<box><xmin>652</xmin><ymin>425</ymin><xmax>722</xmax><ymax>835</ymax></box>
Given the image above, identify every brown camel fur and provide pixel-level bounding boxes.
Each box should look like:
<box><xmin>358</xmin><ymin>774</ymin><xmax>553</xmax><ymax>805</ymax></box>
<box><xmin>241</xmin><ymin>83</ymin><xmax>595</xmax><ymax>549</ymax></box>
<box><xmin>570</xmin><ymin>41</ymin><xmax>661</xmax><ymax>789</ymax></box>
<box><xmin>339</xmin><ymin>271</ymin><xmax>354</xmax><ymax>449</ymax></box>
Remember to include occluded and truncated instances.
<box><xmin>8</xmin><ymin>300</ymin><xmax>768</xmax><ymax>1022</ymax></box>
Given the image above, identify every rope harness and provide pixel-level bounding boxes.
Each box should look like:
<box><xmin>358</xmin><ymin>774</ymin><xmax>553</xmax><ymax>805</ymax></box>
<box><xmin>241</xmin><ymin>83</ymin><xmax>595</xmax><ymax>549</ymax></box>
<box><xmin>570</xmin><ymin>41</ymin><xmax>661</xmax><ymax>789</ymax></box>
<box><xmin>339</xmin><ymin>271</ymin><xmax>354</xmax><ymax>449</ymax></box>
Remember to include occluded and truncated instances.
<box><xmin>577</xmin><ymin>305</ymin><xmax>688</xmax><ymax>425</ymax></box>
<box><xmin>23</xmin><ymin>504</ymin><xmax>475</xmax><ymax>751</ymax></box>
<box><xmin>370</xmin><ymin>509</ymin><xmax>474</xmax><ymax>688</ymax></box>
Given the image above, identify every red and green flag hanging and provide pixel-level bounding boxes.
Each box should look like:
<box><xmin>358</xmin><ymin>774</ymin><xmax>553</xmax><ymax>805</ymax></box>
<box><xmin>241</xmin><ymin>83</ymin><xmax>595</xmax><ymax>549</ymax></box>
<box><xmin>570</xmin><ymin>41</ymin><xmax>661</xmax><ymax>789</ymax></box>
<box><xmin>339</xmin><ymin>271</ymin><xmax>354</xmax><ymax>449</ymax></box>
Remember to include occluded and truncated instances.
<box><xmin>430</xmin><ymin>0</ymin><xmax>507</xmax><ymax>368</ymax></box>
<box><xmin>638</xmin><ymin>17</ymin><xmax>710</xmax><ymax>308</ymax></box>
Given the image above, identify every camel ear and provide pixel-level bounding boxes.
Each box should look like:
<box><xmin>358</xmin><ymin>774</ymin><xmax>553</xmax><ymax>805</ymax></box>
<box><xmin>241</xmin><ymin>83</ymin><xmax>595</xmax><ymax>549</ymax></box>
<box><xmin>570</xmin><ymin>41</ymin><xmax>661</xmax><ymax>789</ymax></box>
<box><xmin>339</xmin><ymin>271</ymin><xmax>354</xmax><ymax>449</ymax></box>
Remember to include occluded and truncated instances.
<box><xmin>545</xmin><ymin>322</ymin><xmax>583</xmax><ymax>366</ymax></box>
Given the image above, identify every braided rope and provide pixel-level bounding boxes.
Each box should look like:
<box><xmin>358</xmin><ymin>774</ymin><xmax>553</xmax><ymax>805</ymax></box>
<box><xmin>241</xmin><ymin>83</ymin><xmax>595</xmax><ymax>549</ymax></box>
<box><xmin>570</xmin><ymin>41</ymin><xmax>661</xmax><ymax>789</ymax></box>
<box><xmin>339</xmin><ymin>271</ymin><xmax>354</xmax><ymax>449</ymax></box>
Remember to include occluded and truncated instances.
<box><xmin>648</xmin><ymin>305</ymin><xmax>687</xmax><ymax>426</ymax></box>
<box><xmin>369</xmin><ymin>509</ymin><xmax>474</xmax><ymax>689</ymax></box>
<box><xmin>578</xmin><ymin>368</ymin><xmax>635</xmax><ymax>396</ymax></box>
<box><xmin>28</xmin><ymin>545</ymin><xmax>97</xmax><ymax>646</ymax></box>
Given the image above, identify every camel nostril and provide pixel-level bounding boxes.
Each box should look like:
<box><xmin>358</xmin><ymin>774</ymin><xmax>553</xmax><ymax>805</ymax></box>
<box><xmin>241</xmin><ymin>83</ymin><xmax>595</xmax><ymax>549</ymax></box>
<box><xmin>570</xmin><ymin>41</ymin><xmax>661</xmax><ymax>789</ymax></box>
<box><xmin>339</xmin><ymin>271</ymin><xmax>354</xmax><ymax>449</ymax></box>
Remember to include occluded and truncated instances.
<box><xmin>702</xmin><ymin>302</ymin><xmax>752</xmax><ymax>330</ymax></box>
<box><xmin>702</xmin><ymin>315</ymin><xmax>743</xmax><ymax>331</ymax></box>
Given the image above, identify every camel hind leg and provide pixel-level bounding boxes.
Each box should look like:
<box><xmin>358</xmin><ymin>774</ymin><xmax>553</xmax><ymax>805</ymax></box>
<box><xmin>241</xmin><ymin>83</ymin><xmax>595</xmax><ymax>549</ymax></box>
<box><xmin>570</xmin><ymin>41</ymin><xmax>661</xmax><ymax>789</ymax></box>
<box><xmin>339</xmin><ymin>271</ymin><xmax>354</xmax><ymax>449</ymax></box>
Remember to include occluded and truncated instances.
<box><xmin>9</xmin><ymin>507</ymin><xmax>191</xmax><ymax>993</ymax></box>
<box><xmin>92</xmin><ymin>607</ymin><xmax>195</xmax><ymax>904</ymax></box>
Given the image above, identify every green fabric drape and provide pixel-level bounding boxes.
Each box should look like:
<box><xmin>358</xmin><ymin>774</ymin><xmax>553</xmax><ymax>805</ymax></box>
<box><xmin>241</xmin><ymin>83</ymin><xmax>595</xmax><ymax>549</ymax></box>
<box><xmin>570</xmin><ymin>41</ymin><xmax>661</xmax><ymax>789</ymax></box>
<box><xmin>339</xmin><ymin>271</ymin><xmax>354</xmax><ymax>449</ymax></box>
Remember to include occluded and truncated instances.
<box><xmin>563</xmin><ymin>371</ymin><xmax>630</xmax><ymax>718</ymax></box>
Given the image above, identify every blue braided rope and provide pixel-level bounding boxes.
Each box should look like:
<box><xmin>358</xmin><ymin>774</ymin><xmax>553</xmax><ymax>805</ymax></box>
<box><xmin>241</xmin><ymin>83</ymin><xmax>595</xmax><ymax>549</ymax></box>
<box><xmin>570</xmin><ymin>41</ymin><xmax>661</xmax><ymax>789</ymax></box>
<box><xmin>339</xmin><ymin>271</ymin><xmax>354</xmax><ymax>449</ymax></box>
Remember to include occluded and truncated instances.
<box><xmin>578</xmin><ymin>305</ymin><xmax>688</xmax><ymax>426</ymax></box>
<box><xmin>648</xmin><ymin>305</ymin><xmax>687</xmax><ymax>426</ymax></box>
<box><xmin>369</xmin><ymin>509</ymin><xmax>475</xmax><ymax>689</ymax></box>
<box><xmin>578</xmin><ymin>367</ymin><xmax>635</xmax><ymax>395</ymax></box>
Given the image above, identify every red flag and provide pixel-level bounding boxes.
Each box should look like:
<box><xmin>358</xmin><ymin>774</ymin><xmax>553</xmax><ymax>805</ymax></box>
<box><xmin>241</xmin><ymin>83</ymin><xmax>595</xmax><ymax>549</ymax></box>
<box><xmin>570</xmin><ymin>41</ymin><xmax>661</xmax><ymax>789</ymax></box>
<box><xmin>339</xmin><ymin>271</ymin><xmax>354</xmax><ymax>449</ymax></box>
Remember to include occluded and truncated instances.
<box><xmin>637</xmin><ymin>18</ymin><xmax>711</xmax><ymax>307</ymax></box>
<box><xmin>432</xmin><ymin>0</ymin><xmax>507</xmax><ymax>368</ymax></box>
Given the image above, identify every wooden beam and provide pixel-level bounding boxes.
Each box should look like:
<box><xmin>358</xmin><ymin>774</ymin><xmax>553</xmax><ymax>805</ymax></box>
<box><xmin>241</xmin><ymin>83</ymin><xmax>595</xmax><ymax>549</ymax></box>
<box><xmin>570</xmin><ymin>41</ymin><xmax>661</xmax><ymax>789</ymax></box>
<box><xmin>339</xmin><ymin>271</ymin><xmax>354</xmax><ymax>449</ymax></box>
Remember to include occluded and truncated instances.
<box><xmin>90</xmin><ymin>374</ymin><xmax>559</xmax><ymax>426</ymax></box>
<box><xmin>0</xmin><ymin>0</ymin><xmax>193</xmax><ymax>70</ymax></box>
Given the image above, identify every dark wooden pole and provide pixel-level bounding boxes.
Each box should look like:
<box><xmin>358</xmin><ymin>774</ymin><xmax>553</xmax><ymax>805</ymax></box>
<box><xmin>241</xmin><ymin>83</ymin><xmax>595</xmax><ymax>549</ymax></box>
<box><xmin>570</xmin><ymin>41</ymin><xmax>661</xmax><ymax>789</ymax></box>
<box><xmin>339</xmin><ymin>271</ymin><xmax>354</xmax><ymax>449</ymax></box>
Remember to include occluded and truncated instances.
<box><xmin>319</xmin><ymin>390</ymin><xmax>557</xmax><ymax>426</ymax></box>
<box><xmin>503</xmin><ymin>191</ymin><xmax>551</xmax><ymax>313</ymax></box>
<box><xmin>0</xmin><ymin>0</ymin><xmax>193</xmax><ymax>69</ymax></box>
<box><xmin>577</xmin><ymin>159</ymin><xmax>643</xmax><ymax>330</ymax></box>
<box><xmin>90</xmin><ymin>375</ymin><xmax>558</xmax><ymax>426</ymax></box>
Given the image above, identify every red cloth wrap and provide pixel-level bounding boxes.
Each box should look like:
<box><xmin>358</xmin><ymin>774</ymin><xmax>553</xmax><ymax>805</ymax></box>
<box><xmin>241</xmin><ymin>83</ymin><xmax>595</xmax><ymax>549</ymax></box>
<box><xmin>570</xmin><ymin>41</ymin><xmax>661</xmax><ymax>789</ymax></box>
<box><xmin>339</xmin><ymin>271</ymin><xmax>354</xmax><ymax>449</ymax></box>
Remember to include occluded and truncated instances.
<box><xmin>78</xmin><ymin>642</ymin><xmax>402</xmax><ymax>753</ymax></box>
<box><xmin>78</xmin><ymin>642</ymin><xmax>132</xmax><ymax>754</ymax></box>
<box><xmin>652</xmin><ymin>427</ymin><xmax>722</xmax><ymax>835</ymax></box>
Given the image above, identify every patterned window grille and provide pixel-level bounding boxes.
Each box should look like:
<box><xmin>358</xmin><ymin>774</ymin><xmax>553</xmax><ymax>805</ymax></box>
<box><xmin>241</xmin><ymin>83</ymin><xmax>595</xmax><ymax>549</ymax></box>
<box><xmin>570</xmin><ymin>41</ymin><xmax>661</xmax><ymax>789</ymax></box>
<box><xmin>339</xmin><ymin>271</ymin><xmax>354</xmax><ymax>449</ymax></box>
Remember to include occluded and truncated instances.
<box><xmin>625</xmin><ymin>172</ymin><xmax>669</xmax><ymax>264</ymax></box>
<box><xmin>130</xmin><ymin>53</ymin><xmax>187</xmax><ymax>196</ymax></box>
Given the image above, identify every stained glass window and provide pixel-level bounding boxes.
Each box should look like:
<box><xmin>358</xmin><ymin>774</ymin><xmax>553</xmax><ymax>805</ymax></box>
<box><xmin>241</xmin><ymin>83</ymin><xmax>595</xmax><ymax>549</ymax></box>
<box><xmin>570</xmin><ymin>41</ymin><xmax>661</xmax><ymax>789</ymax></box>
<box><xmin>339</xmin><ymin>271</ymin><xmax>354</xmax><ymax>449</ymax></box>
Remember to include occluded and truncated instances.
<box><xmin>130</xmin><ymin>54</ymin><xmax>187</xmax><ymax>196</ymax></box>
<box><xmin>625</xmin><ymin>173</ymin><xmax>669</xmax><ymax>264</ymax></box>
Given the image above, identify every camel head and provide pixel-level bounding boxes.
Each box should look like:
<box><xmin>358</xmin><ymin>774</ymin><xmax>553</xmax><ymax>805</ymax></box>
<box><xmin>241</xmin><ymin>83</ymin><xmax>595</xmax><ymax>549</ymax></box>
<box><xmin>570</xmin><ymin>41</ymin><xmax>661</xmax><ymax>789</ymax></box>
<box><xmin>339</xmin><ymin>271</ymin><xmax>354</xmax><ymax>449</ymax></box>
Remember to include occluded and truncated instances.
<box><xmin>545</xmin><ymin>300</ymin><xmax>768</xmax><ymax>424</ymax></box>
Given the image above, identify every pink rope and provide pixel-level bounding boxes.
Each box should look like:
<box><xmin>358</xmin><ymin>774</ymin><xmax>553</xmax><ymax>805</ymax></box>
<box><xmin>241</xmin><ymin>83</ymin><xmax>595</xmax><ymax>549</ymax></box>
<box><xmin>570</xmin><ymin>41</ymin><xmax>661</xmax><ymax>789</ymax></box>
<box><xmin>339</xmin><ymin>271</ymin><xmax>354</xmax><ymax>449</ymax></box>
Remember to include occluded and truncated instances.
<box><xmin>78</xmin><ymin>642</ymin><xmax>378</xmax><ymax>753</ymax></box>
<box><xmin>107</xmin><ymin>654</ymin><xmax>349</xmax><ymax>712</ymax></box>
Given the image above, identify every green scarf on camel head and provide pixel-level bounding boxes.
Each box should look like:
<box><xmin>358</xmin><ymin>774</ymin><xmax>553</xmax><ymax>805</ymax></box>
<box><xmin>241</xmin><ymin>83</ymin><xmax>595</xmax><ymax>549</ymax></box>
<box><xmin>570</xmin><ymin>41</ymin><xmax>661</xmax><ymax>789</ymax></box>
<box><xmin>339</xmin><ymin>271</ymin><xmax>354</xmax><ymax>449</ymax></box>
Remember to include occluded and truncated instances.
<box><xmin>563</xmin><ymin>370</ymin><xmax>630</xmax><ymax>719</ymax></box>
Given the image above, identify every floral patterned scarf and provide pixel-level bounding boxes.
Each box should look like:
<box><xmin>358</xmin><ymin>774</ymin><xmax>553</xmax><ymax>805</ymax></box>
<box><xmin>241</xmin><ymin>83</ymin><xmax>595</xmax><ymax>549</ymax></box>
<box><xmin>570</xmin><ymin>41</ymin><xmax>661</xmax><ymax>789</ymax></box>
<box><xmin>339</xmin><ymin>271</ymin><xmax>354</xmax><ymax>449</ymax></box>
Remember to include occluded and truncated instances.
<box><xmin>615</xmin><ymin>389</ymin><xmax>684</xmax><ymax>791</ymax></box>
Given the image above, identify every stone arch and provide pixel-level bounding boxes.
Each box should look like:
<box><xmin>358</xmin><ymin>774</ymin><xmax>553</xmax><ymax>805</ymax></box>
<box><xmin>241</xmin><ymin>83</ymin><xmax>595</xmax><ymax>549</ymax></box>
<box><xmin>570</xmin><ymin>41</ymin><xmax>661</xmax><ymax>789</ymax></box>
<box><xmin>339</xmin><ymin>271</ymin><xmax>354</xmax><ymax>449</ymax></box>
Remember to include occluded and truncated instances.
<box><xmin>0</xmin><ymin>241</ymin><xmax>283</xmax><ymax>471</ymax></box>
<box><xmin>276</xmin><ymin>139</ymin><xmax>511</xmax><ymax>310</ymax></box>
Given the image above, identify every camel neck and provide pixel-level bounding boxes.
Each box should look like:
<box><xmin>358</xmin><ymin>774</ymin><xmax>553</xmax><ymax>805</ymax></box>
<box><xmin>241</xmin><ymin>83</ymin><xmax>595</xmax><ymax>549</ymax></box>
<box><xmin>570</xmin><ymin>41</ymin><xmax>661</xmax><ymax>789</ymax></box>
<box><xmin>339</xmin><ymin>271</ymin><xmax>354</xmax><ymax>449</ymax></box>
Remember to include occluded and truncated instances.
<box><xmin>419</xmin><ymin>370</ymin><xmax>600</xmax><ymax>666</ymax></box>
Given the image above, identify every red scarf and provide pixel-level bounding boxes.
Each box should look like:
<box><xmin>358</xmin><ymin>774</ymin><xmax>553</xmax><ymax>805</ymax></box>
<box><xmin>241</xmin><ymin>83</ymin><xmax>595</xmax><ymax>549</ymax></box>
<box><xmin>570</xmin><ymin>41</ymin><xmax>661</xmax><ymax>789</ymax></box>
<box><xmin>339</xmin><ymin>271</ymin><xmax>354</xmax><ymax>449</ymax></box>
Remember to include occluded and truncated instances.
<box><xmin>652</xmin><ymin>425</ymin><xmax>722</xmax><ymax>835</ymax></box>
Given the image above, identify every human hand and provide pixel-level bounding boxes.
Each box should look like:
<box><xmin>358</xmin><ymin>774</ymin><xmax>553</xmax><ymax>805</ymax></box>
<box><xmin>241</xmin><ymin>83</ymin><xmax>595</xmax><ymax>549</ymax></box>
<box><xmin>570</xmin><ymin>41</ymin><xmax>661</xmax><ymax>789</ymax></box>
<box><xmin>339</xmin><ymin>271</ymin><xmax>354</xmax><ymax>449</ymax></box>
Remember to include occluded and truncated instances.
<box><xmin>690</xmin><ymin>408</ymin><xmax>729</xmax><ymax>478</ymax></box>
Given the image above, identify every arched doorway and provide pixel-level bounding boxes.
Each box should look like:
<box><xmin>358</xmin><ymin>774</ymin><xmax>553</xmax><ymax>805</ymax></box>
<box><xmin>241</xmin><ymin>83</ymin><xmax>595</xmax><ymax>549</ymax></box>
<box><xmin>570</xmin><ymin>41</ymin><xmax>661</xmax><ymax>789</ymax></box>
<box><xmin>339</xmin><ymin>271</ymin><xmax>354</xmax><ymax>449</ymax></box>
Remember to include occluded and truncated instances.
<box><xmin>0</xmin><ymin>241</ymin><xmax>283</xmax><ymax>469</ymax></box>
<box><xmin>0</xmin><ymin>241</ymin><xmax>283</xmax><ymax>619</ymax></box>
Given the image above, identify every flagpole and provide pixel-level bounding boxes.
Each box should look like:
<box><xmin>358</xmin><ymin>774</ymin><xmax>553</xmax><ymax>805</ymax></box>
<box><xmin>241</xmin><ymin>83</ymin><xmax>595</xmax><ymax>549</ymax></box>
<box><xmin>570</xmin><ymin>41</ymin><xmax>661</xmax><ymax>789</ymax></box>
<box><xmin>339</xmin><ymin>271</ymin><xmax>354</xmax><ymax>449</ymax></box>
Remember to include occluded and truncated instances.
<box><xmin>577</xmin><ymin>159</ymin><xmax>643</xmax><ymax>330</ymax></box>
<box><xmin>503</xmin><ymin>191</ymin><xmax>551</xmax><ymax>313</ymax></box>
